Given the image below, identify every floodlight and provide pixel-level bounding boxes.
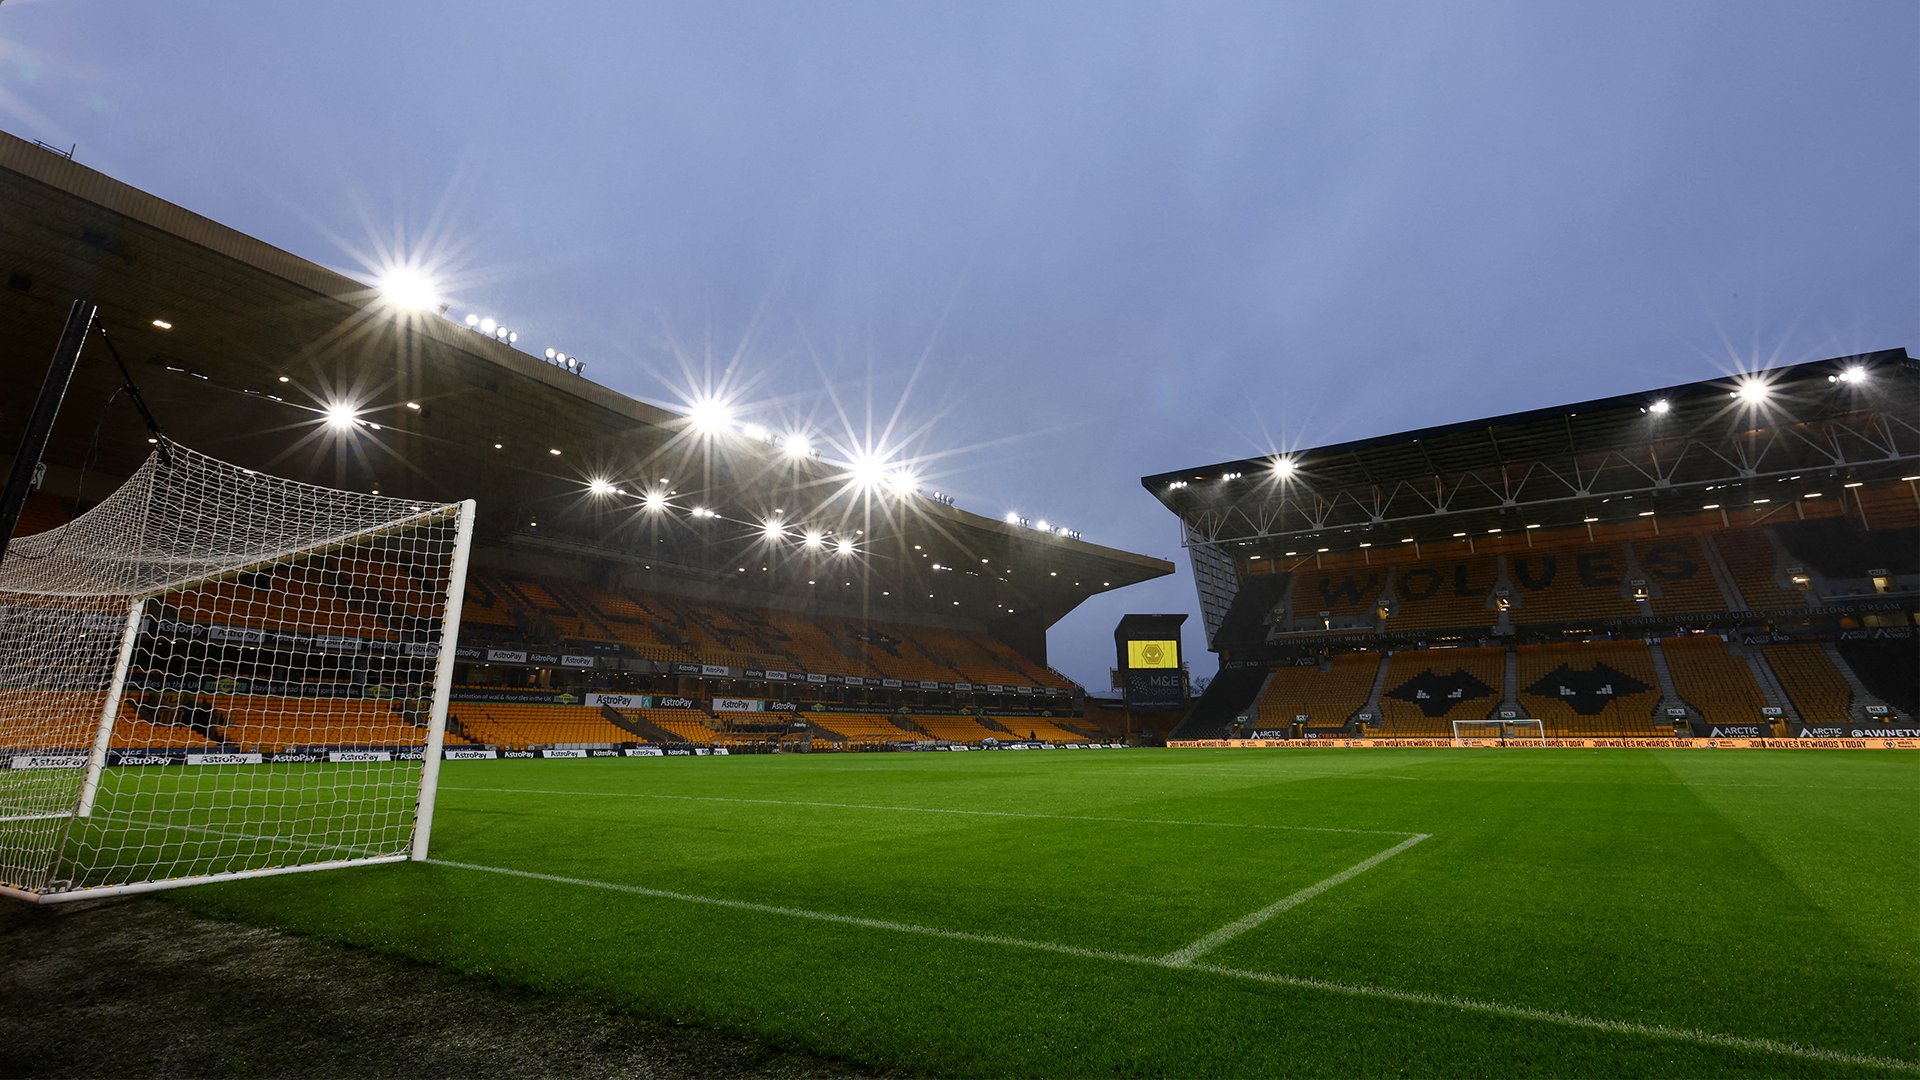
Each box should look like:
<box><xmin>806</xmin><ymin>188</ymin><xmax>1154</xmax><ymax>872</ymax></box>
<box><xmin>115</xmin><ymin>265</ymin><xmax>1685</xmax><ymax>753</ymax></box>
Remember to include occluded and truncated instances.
<box><xmin>836</xmin><ymin>538</ymin><xmax>855</xmax><ymax>555</ymax></box>
<box><xmin>785</xmin><ymin>436</ymin><xmax>812</xmax><ymax>458</ymax></box>
<box><xmin>508</xmin><ymin>331</ymin><xmax>517</xmax><ymax>343</ymax></box>
<box><xmin>1734</xmin><ymin>378</ymin><xmax>1768</xmax><ymax>403</ymax></box>
<box><xmin>742</xmin><ymin>424</ymin><xmax>768</xmax><ymax>441</ymax></box>
<box><xmin>688</xmin><ymin>398</ymin><xmax>734</xmax><ymax>433</ymax></box>
<box><xmin>375</xmin><ymin>269</ymin><xmax>438</xmax><ymax>311</ymax></box>
<box><xmin>587</xmin><ymin>478</ymin><xmax>616</xmax><ymax>496</ymax></box>
<box><xmin>1004</xmin><ymin>511</ymin><xmax>1019</xmax><ymax>524</ymax></box>
<box><xmin>1649</xmin><ymin>399</ymin><xmax>1670</xmax><ymax>414</ymax></box>
<box><xmin>322</xmin><ymin>402</ymin><xmax>359</xmax><ymax>431</ymax></box>
<box><xmin>465</xmin><ymin>314</ymin><xmax>479</xmax><ymax>327</ymax></box>
<box><xmin>1036</xmin><ymin>520</ymin><xmax>1049</xmax><ymax>532</ymax></box>
<box><xmin>480</xmin><ymin>318</ymin><xmax>496</xmax><ymax>334</ymax></box>
<box><xmin>152</xmin><ymin>319</ymin><xmax>172</xmax><ymax>330</ymax></box>
<box><xmin>643</xmin><ymin>492</ymin><xmax>666</xmax><ymax>510</ymax></box>
<box><xmin>568</xmin><ymin>358</ymin><xmax>579</xmax><ymax>371</ymax></box>
<box><xmin>1840</xmin><ymin>366</ymin><xmax>1866</xmax><ymax>383</ymax></box>
<box><xmin>1273</xmin><ymin>457</ymin><xmax>1297</xmax><ymax>477</ymax></box>
<box><xmin>762</xmin><ymin>520</ymin><xmax>784</xmax><ymax>539</ymax></box>
<box><xmin>494</xmin><ymin>326</ymin><xmax>508</xmax><ymax>340</ymax></box>
<box><xmin>546</xmin><ymin>348</ymin><xmax>557</xmax><ymax>359</ymax></box>
<box><xmin>847</xmin><ymin>453</ymin><xmax>889</xmax><ymax>491</ymax></box>
<box><xmin>804</xmin><ymin>531</ymin><xmax>824</xmax><ymax>548</ymax></box>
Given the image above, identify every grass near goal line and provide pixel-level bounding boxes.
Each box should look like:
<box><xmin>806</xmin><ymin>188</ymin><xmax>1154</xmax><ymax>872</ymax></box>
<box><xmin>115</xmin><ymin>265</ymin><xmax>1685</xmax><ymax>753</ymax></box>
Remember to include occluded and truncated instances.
<box><xmin>168</xmin><ymin>748</ymin><xmax>1918</xmax><ymax>1078</ymax></box>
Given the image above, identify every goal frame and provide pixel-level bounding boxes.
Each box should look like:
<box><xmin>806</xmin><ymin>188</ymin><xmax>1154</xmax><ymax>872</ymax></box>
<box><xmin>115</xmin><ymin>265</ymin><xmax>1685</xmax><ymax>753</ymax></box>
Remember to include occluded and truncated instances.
<box><xmin>0</xmin><ymin>452</ymin><xmax>475</xmax><ymax>903</ymax></box>
<box><xmin>1452</xmin><ymin>718</ymin><xmax>1546</xmax><ymax>747</ymax></box>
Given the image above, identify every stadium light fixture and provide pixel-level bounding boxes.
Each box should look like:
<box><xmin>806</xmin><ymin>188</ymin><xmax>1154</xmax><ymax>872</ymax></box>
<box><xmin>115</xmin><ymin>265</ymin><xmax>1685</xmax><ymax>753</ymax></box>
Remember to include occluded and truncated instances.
<box><xmin>322</xmin><ymin>402</ymin><xmax>360</xmax><ymax>431</ymax></box>
<box><xmin>836</xmin><ymin>538</ymin><xmax>855</xmax><ymax>555</ymax></box>
<box><xmin>549</xmin><ymin>448</ymin><xmax>562</xmax><ymax>456</ymax></box>
<box><xmin>1843</xmin><ymin>481</ymin><xmax>1864</xmax><ymax>488</ymax></box>
<box><xmin>1584</xmin><ymin>516</ymin><xmax>1600</xmax><ymax>522</ymax></box>
<box><xmin>643</xmin><ymin>492</ymin><xmax>667</xmax><ymax>510</ymax></box>
<box><xmin>1003</xmin><ymin>511</ymin><xmax>1019</xmax><ymax>524</ymax></box>
<box><xmin>1733</xmin><ymin>378</ymin><xmax>1769</xmax><ymax>403</ymax></box>
<box><xmin>1701</xmin><ymin>504</ymin><xmax>1719</xmax><ymax>510</ymax></box>
<box><xmin>545</xmin><ymin>348</ymin><xmax>557</xmax><ymax>360</ymax></box>
<box><xmin>405</xmin><ymin>401</ymin><xmax>420</xmax><ymax>410</ymax></box>
<box><xmin>480</xmin><ymin>318</ymin><xmax>497</xmax><ymax>334</ymax></box>
<box><xmin>1834</xmin><ymin>366</ymin><xmax>1868</xmax><ymax>383</ymax></box>
<box><xmin>847</xmin><ymin>453</ymin><xmax>890</xmax><ymax>492</ymax></box>
<box><xmin>1272</xmin><ymin>457</ymin><xmax>1297</xmax><ymax>478</ymax></box>
<box><xmin>278</xmin><ymin>376</ymin><xmax>289</xmax><ymax>383</ymax></box>
<box><xmin>804</xmin><ymin>531</ymin><xmax>824</xmax><ymax>548</ymax></box>
<box><xmin>587</xmin><ymin>478</ymin><xmax>616</xmax><ymax>497</ymax></box>
<box><xmin>762</xmin><ymin>520</ymin><xmax>784</xmax><ymax>539</ymax></box>
<box><xmin>785</xmin><ymin>435</ymin><xmax>812</xmax><ymax>458</ymax></box>
<box><xmin>1648</xmin><ymin>399</ymin><xmax>1670</xmax><ymax>414</ymax></box>
<box><xmin>465</xmin><ymin>314</ymin><xmax>479</xmax><ymax>327</ymax></box>
<box><xmin>687</xmin><ymin>397</ymin><xmax>733</xmax><ymax>434</ymax></box>
<box><xmin>151</xmin><ymin>319</ymin><xmax>172</xmax><ymax>330</ymax></box>
<box><xmin>375</xmin><ymin>267</ymin><xmax>439</xmax><ymax>311</ymax></box>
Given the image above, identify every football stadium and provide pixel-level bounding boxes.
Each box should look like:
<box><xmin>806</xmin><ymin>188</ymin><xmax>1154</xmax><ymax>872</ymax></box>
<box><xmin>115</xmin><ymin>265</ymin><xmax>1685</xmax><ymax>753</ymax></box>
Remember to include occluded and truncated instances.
<box><xmin>0</xmin><ymin>127</ymin><xmax>1916</xmax><ymax>1080</ymax></box>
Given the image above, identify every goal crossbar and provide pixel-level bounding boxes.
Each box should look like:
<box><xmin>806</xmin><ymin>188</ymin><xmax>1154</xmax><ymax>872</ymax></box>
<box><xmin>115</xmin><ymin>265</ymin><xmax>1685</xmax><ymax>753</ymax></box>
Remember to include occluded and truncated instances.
<box><xmin>1452</xmin><ymin>718</ymin><xmax>1546</xmax><ymax>746</ymax></box>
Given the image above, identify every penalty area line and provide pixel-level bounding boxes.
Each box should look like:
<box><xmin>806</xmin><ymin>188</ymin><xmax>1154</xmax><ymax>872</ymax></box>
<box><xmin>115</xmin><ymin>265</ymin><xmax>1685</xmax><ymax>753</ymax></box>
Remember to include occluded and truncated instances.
<box><xmin>426</xmin><ymin>858</ymin><xmax>1914</xmax><ymax>1073</ymax></box>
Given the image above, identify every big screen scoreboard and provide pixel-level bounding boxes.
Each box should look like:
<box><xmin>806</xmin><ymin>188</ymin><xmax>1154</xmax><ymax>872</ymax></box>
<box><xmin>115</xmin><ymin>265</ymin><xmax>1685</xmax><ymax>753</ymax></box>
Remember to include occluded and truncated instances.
<box><xmin>1114</xmin><ymin>614</ymin><xmax>1187</xmax><ymax>711</ymax></box>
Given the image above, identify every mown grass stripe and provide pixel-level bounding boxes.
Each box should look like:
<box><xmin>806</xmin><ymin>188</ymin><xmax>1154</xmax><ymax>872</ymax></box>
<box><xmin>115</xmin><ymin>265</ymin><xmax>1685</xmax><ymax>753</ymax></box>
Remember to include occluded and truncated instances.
<box><xmin>440</xmin><ymin>786</ymin><xmax>1420</xmax><ymax>836</ymax></box>
<box><xmin>1161</xmin><ymin>832</ymin><xmax>1431</xmax><ymax>965</ymax></box>
<box><xmin>431</xmin><ymin>858</ymin><xmax>1919</xmax><ymax>1074</ymax></box>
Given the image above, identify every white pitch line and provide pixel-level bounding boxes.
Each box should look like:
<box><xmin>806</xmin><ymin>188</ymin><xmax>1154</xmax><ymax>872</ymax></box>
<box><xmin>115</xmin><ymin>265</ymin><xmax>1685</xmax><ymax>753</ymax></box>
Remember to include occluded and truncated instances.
<box><xmin>438</xmin><ymin>786</ymin><xmax>1420</xmax><ymax>837</ymax></box>
<box><xmin>1161</xmin><ymin>832</ymin><xmax>1430</xmax><ymax>966</ymax></box>
<box><xmin>429</xmin><ymin>858</ymin><xmax>1917</xmax><ymax>1073</ymax></box>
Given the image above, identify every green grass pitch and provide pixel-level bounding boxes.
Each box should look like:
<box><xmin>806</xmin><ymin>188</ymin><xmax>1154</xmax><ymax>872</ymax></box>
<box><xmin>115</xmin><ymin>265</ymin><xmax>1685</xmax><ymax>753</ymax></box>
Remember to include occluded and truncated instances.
<box><xmin>167</xmin><ymin>748</ymin><xmax>1918</xmax><ymax>1077</ymax></box>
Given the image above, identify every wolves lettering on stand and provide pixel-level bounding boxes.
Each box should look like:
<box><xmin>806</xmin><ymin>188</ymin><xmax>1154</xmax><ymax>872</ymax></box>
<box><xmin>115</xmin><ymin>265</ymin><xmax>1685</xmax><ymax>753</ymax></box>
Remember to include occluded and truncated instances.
<box><xmin>1641</xmin><ymin>544</ymin><xmax>1699</xmax><ymax>580</ymax></box>
<box><xmin>1317</xmin><ymin>573</ymin><xmax>1381</xmax><ymax>608</ymax></box>
<box><xmin>1511</xmin><ymin>556</ymin><xmax>1556</xmax><ymax>590</ymax></box>
<box><xmin>1523</xmin><ymin>663</ymin><xmax>1654</xmax><ymax>715</ymax></box>
<box><xmin>1385</xmin><ymin>669</ymin><xmax>1499</xmax><ymax>717</ymax></box>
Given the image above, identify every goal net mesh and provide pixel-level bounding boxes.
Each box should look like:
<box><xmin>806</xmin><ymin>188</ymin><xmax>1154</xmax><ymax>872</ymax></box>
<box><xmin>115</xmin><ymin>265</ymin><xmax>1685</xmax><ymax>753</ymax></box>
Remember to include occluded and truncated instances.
<box><xmin>0</xmin><ymin>443</ymin><xmax>469</xmax><ymax>899</ymax></box>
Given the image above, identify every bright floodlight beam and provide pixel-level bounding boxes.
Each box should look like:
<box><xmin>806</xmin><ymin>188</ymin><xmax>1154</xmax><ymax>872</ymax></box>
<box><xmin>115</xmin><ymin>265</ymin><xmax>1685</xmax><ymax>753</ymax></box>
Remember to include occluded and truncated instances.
<box><xmin>587</xmin><ymin>478</ymin><xmax>616</xmax><ymax>497</ymax></box>
<box><xmin>1648</xmin><ymin>399</ymin><xmax>1671</xmax><ymax>414</ymax></box>
<box><xmin>1735</xmin><ymin>378</ymin><xmax>1769</xmax><ymax>403</ymax></box>
<box><xmin>835</xmin><ymin>538</ymin><xmax>855</xmax><ymax>555</ymax></box>
<box><xmin>1273</xmin><ymin>457</ymin><xmax>1297</xmax><ymax>477</ymax></box>
<box><xmin>762</xmin><ymin>520</ymin><xmax>784</xmax><ymax>539</ymax></box>
<box><xmin>687</xmin><ymin>398</ymin><xmax>734</xmax><ymax>434</ymax></box>
<box><xmin>323</xmin><ymin>402</ymin><xmax>359</xmax><ymax>431</ymax></box>
<box><xmin>785</xmin><ymin>435</ymin><xmax>811</xmax><ymax>458</ymax></box>
<box><xmin>1839</xmin><ymin>366</ymin><xmax>1867</xmax><ymax>383</ymax></box>
<box><xmin>376</xmin><ymin>268</ymin><xmax>439</xmax><ymax>312</ymax></box>
<box><xmin>643</xmin><ymin>492</ymin><xmax>667</xmax><ymax>510</ymax></box>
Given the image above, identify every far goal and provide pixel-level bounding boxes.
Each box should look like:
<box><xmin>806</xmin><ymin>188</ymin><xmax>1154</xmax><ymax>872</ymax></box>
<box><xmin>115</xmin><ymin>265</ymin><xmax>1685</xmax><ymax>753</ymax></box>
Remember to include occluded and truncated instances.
<box><xmin>1452</xmin><ymin>718</ymin><xmax>1546</xmax><ymax>746</ymax></box>
<box><xmin>0</xmin><ymin>443</ymin><xmax>472</xmax><ymax>902</ymax></box>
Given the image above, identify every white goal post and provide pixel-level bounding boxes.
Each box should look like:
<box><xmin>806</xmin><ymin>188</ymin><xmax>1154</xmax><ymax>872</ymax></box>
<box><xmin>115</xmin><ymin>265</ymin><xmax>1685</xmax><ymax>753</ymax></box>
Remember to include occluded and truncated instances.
<box><xmin>0</xmin><ymin>443</ymin><xmax>472</xmax><ymax>902</ymax></box>
<box><xmin>1452</xmin><ymin>718</ymin><xmax>1546</xmax><ymax>746</ymax></box>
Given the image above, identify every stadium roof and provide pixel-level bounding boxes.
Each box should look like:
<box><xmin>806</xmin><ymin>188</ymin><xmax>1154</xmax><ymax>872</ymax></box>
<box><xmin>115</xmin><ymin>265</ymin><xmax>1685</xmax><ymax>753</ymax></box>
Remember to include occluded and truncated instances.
<box><xmin>0</xmin><ymin>130</ymin><xmax>1171</xmax><ymax>631</ymax></box>
<box><xmin>1145</xmin><ymin>348</ymin><xmax>1917</xmax><ymax>556</ymax></box>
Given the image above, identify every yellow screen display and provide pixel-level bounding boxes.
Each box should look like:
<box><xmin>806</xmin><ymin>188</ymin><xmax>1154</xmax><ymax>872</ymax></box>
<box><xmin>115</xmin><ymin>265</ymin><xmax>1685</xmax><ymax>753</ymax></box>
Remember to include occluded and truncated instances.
<box><xmin>1127</xmin><ymin>640</ymin><xmax>1179</xmax><ymax>669</ymax></box>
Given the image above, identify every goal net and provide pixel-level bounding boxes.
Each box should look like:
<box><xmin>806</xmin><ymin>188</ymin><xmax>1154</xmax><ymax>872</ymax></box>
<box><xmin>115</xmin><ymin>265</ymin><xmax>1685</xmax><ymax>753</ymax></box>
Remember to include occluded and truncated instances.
<box><xmin>1452</xmin><ymin>718</ymin><xmax>1546</xmax><ymax>746</ymax></box>
<box><xmin>0</xmin><ymin>443</ymin><xmax>472</xmax><ymax>902</ymax></box>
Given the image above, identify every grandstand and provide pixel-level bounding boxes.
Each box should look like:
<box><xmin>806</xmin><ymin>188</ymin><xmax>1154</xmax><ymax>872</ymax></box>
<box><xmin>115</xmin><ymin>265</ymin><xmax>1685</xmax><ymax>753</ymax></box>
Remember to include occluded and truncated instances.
<box><xmin>0</xmin><ymin>129</ymin><xmax>1170</xmax><ymax>755</ymax></box>
<box><xmin>1156</xmin><ymin>350</ymin><xmax>1918</xmax><ymax>740</ymax></box>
